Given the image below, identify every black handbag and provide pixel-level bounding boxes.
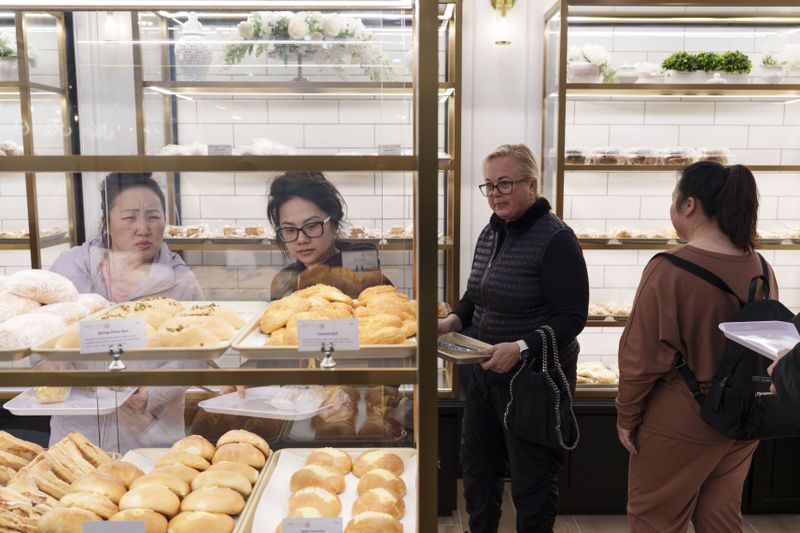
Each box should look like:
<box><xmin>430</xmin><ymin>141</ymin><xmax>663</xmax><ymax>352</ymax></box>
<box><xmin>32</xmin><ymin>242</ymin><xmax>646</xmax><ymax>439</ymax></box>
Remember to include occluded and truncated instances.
<box><xmin>503</xmin><ymin>325</ymin><xmax>580</xmax><ymax>450</ymax></box>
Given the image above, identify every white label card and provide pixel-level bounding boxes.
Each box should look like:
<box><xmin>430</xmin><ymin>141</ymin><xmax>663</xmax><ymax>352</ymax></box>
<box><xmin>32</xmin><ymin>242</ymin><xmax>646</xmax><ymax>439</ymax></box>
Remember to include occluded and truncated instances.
<box><xmin>283</xmin><ymin>517</ymin><xmax>343</xmax><ymax>533</ymax></box>
<box><xmin>297</xmin><ymin>319</ymin><xmax>360</xmax><ymax>352</ymax></box>
<box><xmin>85</xmin><ymin>522</ymin><xmax>145</xmax><ymax>533</ymax></box>
<box><xmin>207</xmin><ymin>144</ymin><xmax>233</xmax><ymax>155</ymax></box>
<box><xmin>79</xmin><ymin>318</ymin><xmax>148</xmax><ymax>354</ymax></box>
<box><xmin>378</xmin><ymin>143</ymin><xmax>402</xmax><ymax>155</ymax></box>
<box><xmin>342</xmin><ymin>249</ymin><xmax>379</xmax><ymax>272</ymax></box>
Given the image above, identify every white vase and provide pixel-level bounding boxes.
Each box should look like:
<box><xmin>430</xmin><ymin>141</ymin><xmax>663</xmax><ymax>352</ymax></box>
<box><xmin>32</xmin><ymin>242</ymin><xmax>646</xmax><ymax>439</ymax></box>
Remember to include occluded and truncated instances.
<box><xmin>567</xmin><ymin>61</ymin><xmax>601</xmax><ymax>83</ymax></box>
<box><xmin>714</xmin><ymin>71</ymin><xmax>749</xmax><ymax>84</ymax></box>
<box><xmin>666</xmin><ymin>70</ymin><xmax>706</xmax><ymax>83</ymax></box>
<box><xmin>175</xmin><ymin>12</ymin><xmax>211</xmax><ymax>82</ymax></box>
<box><xmin>0</xmin><ymin>58</ymin><xmax>18</xmax><ymax>81</ymax></box>
<box><xmin>759</xmin><ymin>64</ymin><xmax>785</xmax><ymax>84</ymax></box>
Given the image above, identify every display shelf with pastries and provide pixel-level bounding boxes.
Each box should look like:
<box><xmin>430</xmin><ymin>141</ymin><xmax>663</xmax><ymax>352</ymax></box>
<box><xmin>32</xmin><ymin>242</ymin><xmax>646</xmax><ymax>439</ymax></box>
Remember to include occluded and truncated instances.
<box><xmin>0</xmin><ymin>228</ymin><xmax>71</xmax><ymax>251</ymax></box>
<box><xmin>565</xmin><ymin>83</ymin><xmax>800</xmax><ymax>98</ymax></box>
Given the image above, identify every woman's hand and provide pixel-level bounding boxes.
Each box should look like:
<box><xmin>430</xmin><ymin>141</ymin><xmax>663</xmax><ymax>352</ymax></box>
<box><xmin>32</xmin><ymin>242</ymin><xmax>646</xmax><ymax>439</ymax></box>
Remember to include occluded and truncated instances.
<box><xmin>767</xmin><ymin>348</ymin><xmax>792</xmax><ymax>394</ymax></box>
<box><xmin>479</xmin><ymin>342</ymin><xmax>521</xmax><ymax>374</ymax></box>
<box><xmin>125</xmin><ymin>387</ymin><xmax>149</xmax><ymax>414</ymax></box>
<box><xmin>437</xmin><ymin>314</ymin><xmax>462</xmax><ymax>333</ymax></box>
<box><xmin>617</xmin><ymin>423</ymin><xmax>638</xmax><ymax>455</ymax></box>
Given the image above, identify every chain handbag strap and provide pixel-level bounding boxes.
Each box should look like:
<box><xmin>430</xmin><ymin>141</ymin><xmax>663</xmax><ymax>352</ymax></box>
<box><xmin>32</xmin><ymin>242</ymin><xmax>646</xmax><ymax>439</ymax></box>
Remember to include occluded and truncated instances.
<box><xmin>541</xmin><ymin>325</ymin><xmax>580</xmax><ymax>450</ymax></box>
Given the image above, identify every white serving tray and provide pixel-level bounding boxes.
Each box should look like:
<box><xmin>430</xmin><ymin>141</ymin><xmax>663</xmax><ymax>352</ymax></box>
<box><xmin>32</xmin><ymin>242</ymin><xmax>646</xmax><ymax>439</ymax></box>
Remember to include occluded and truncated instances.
<box><xmin>232</xmin><ymin>318</ymin><xmax>416</xmax><ymax>360</ymax></box>
<box><xmin>0</xmin><ymin>346</ymin><xmax>32</xmax><ymax>362</ymax></box>
<box><xmin>4</xmin><ymin>387</ymin><xmax>136</xmax><ymax>416</ymax></box>
<box><xmin>198</xmin><ymin>386</ymin><xmax>326</xmax><ymax>421</ymax></box>
<box><xmin>719</xmin><ymin>320</ymin><xmax>800</xmax><ymax>360</ymax></box>
<box><xmin>33</xmin><ymin>300</ymin><xmax>266</xmax><ymax>361</ymax></box>
<box><xmin>251</xmin><ymin>447</ymin><xmax>417</xmax><ymax>533</ymax></box>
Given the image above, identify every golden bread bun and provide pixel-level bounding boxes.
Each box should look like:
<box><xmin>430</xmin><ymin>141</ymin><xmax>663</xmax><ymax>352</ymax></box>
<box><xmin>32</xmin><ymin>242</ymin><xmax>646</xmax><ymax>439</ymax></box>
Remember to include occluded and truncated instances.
<box><xmin>150</xmin><ymin>464</ymin><xmax>200</xmax><ymax>484</ymax></box>
<box><xmin>39</xmin><ymin>507</ymin><xmax>101</xmax><ymax>533</ymax></box>
<box><xmin>119</xmin><ymin>485</ymin><xmax>181</xmax><ymax>517</ymax></box>
<box><xmin>265</xmin><ymin>327</ymin><xmax>288</xmax><ymax>346</ymax></box>
<box><xmin>353</xmin><ymin>450</ymin><xmax>405</xmax><ymax>477</ymax></box>
<box><xmin>354</xmin><ymin>310</ymin><xmax>403</xmax><ymax>328</ymax></box>
<box><xmin>0</xmin><ymin>448</ymin><xmax>28</xmax><ymax>470</ymax></box>
<box><xmin>345</xmin><ymin>511</ymin><xmax>403</xmax><ymax>533</ymax></box>
<box><xmin>60</xmin><ymin>491</ymin><xmax>119</xmax><ymax>519</ymax></box>
<box><xmin>180</xmin><ymin>487</ymin><xmax>245</xmax><ymax>515</ymax></box>
<box><xmin>293</xmin><ymin>284</ymin><xmax>353</xmax><ymax>306</ymax></box>
<box><xmin>69</xmin><ymin>473</ymin><xmax>126</xmax><ymax>503</ymax></box>
<box><xmin>160</xmin><ymin>316</ymin><xmax>234</xmax><ymax>342</ymax></box>
<box><xmin>212</xmin><ymin>443</ymin><xmax>265</xmax><ymax>469</ymax></box>
<box><xmin>148</xmin><ymin>325</ymin><xmax>220</xmax><ymax>348</ymax></box>
<box><xmin>110</xmin><ymin>509</ymin><xmax>168</xmax><ymax>533</ymax></box>
<box><xmin>216</xmin><ymin>429</ymin><xmax>270</xmax><ymax>455</ymax></box>
<box><xmin>306</xmin><ymin>447</ymin><xmax>353</xmax><ymax>475</ymax></box>
<box><xmin>137</xmin><ymin>296</ymin><xmax>184</xmax><ymax>316</ymax></box>
<box><xmin>180</xmin><ymin>303</ymin><xmax>244</xmax><ymax>329</ymax></box>
<box><xmin>401</xmin><ymin>319</ymin><xmax>416</xmax><ymax>338</ymax></box>
<box><xmin>191</xmin><ymin>470</ymin><xmax>252</xmax><ymax>497</ymax></box>
<box><xmin>131</xmin><ymin>472</ymin><xmax>191</xmax><ymax>498</ymax></box>
<box><xmin>275</xmin><ymin>507</ymin><xmax>323</xmax><ymax>533</ymax></box>
<box><xmin>357</xmin><ymin>468</ymin><xmax>407</xmax><ymax>498</ymax></box>
<box><xmin>156</xmin><ymin>451</ymin><xmax>211</xmax><ymax>471</ymax></box>
<box><xmin>168</xmin><ymin>511</ymin><xmax>235</xmax><ymax>533</ymax></box>
<box><xmin>206</xmin><ymin>461</ymin><xmax>258</xmax><ymax>484</ymax></box>
<box><xmin>358</xmin><ymin>325</ymin><xmax>406</xmax><ymax>345</ymax></box>
<box><xmin>171</xmin><ymin>435</ymin><xmax>215</xmax><ymax>460</ymax></box>
<box><xmin>287</xmin><ymin>487</ymin><xmax>341</xmax><ymax>517</ymax></box>
<box><xmin>290</xmin><ymin>464</ymin><xmax>345</xmax><ymax>494</ymax></box>
<box><xmin>352</xmin><ymin>487</ymin><xmax>405</xmax><ymax>519</ymax></box>
<box><xmin>259</xmin><ymin>295</ymin><xmax>310</xmax><ymax>333</ymax></box>
<box><xmin>94</xmin><ymin>460</ymin><xmax>145</xmax><ymax>488</ymax></box>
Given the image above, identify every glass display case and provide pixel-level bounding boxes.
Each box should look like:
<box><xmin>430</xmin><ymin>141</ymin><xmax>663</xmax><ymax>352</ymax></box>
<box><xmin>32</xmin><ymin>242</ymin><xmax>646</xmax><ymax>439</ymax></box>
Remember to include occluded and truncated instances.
<box><xmin>544</xmin><ymin>0</ymin><xmax>800</xmax><ymax>397</ymax></box>
<box><xmin>0</xmin><ymin>1</ymin><xmax>454</xmax><ymax>531</ymax></box>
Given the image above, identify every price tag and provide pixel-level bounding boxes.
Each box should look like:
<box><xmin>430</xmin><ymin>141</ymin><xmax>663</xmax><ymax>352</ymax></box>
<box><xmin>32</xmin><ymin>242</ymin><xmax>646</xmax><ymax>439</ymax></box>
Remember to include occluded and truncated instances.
<box><xmin>79</xmin><ymin>318</ymin><xmax>148</xmax><ymax>355</ymax></box>
<box><xmin>85</xmin><ymin>521</ymin><xmax>145</xmax><ymax>533</ymax></box>
<box><xmin>297</xmin><ymin>319</ymin><xmax>359</xmax><ymax>352</ymax></box>
<box><xmin>283</xmin><ymin>517</ymin><xmax>343</xmax><ymax>533</ymax></box>
<box><xmin>342</xmin><ymin>249</ymin><xmax>379</xmax><ymax>272</ymax></box>
<box><xmin>378</xmin><ymin>144</ymin><xmax>402</xmax><ymax>155</ymax></box>
<box><xmin>207</xmin><ymin>144</ymin><xmax>233</xmax><ymax>156</ymax></box>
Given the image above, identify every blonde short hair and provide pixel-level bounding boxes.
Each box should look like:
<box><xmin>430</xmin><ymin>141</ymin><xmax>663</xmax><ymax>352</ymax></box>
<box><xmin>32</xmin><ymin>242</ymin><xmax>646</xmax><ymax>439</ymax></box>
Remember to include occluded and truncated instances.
<box><xmin>483</xmin><ymin>144</ymin><xmax>540</xmax><ymax>185</ymax></box>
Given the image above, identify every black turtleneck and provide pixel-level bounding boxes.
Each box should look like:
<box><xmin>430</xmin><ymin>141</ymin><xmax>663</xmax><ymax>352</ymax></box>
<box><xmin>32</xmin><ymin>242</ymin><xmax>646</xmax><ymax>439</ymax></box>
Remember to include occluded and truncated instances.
<box><xmin>452</xmin><ymin>198</ymin><xmax>589</xmax><ymax>357</ymax></box>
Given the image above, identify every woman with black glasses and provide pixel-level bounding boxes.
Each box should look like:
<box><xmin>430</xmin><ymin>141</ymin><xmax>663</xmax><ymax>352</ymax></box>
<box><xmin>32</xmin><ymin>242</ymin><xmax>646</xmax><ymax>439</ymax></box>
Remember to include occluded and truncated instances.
<box><xmin>438</xmin><ymin>144</ymin><xmax>588</xmax><ymax>532</ymax></box>
<box><xmin>267</xmin><ymin>171</ymin><xmax>391</xmax><ymax>300</ymax></box>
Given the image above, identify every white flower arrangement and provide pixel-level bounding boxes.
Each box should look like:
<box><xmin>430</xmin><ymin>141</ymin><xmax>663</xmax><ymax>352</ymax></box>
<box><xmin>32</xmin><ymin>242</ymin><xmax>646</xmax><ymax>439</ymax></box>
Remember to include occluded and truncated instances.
<box><xmin>780</xmin><ymin>44</ymin><xmax>800</xmax><ymax>68</ymax></box>
<box><xmin>634</xmin><ymin>62</ymin><xmax>664</xmax><ymax>77</ymax></box>
<box><xmin>225</xmin><ymin>11</ymin><xmax>394</xmax><ymax>81</ymax></box>
<box><xmin>568</xmin><ymin>44</ymin><xmax>615</xmax><ymax>83</ymax></box>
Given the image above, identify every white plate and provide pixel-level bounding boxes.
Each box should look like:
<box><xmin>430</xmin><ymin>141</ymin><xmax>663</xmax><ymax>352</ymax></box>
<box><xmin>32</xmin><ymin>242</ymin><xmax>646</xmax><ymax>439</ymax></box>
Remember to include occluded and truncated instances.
<box><xmin>719</xmin><ymin>320</ymin><xmax>800</xmax><ymax>360</ymax></box>
<box><xmin>198</xmin><ymin>386</ymin><xmax>327</xmax><ymax>421</ymax></box>
<box><xmin>3</xmin><ymin>387</ymin><xmax>136</xmax><ymax>416</ymax></box>
<box><xmin>252</xmin><ymin>448</ymin><xmax>417</xmax><ymax>533</ymax></box>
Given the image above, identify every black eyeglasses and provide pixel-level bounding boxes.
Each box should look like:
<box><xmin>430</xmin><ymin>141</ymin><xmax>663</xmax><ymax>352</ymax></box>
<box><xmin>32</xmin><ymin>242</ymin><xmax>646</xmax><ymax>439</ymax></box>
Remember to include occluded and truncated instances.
<box><xmin>276</xmin><ymin>216</ymin><xmax>331</xmax><ymax>243</ymax></box>
<box><xmin>478</xmin><ymin>178</ymin><xmax>527</xmax><ymax>197</ymax></box>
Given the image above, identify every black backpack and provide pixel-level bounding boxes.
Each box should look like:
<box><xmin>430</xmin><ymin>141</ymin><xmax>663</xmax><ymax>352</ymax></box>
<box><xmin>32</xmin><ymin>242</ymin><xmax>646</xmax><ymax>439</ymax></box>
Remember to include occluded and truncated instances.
<box><xmin>655</xmin><ymin>252</ymin><xmax>800</xmax><ymax>440</ymax></box>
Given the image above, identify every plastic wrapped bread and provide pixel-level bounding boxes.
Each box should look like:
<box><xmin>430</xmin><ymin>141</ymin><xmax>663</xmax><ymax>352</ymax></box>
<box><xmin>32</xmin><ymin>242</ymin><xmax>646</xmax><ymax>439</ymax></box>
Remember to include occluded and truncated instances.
<box><xmin>4</xmin><ymin>270</ymin><xmax>79</xmax><ymax>304</ymax></box>
<box><xmin>0</xmin><ymin>290</ymin><xmax>41</xmax><ymax>323</ymax></box>
<box><xmin>76</xmin><ymin>293</ymin><xmax>109</xmax><ymax>314</ymax></box>
<box><xmin>0</xmin><ymin>312</ymin><xmax>65</xmax><ymax>349</ymax></box>
<box><xmin>30</xmin><ymin>302</ymin><xmax>89</xmax><ymax>325</ymax></box>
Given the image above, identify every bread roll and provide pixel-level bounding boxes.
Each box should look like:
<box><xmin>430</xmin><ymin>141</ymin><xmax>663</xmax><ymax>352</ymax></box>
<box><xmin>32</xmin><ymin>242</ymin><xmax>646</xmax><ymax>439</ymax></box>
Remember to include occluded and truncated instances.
<box><xmin>345</xmin><ymin>511</ymin><xmax>403</xmax><ymax>533</ymax></box>
<box><xmin>148</xmin><ymin>325</ymin><xmax>220</xmax><ymax>348</ymax></box>
<box><xmin>171</xmin><ymin>435</ymin><xmax>215</xmax><ymax>460</ymax></box>
<box><xmin>180</xmin><ymin>487</ymin><xmax>244</xmax><ymax>515</ymax></box>
<box><xmin>160</xmin><ymin>316</ymin><xmax>234</xmax><ymax>342</ymax></box>
<box><xmin>357</xmin><ymin>468</ymin><xmax>406</xmax><ymax>498</ymax></box>
<box><xmin>290</xmin><ymin>464</ymin><xmax>345</xmax><ymax>495</ymax></box>
<box><xmin>119</xmin><ymin>485</ymin><xmax>181</xmax><ymax>518</ymax></box>
<box><xmin>352</xmin><ymin>450</ymin><xmax>405</xmax><ymax>477</ymax></box>
<box><xmin>216</xmin><ymin>429</ymin><xmax>270</xmax><ymax>455</ymax></box>
<box><xmin>149</xmin><ymin>464</ymin><xmax>200</xmax><ymax>484</ymax></box>
<box><xmin>206</xmin><ymin>461</ymin><xmax>258</xmax><ymax>484</ymax></box>
<box><xmin>352</xmin><ymin>487</ymin><xmax>405</xmax><ymax>519</ymax></box>
<box><xmin>191</xmin><ymin>469</ymin><xmax>251</xmax><ymax>496</ymax></box>
<box><xmin>287</xmin><ymin>487</ymin><xmax>341</xmax><ymax>517</ymax></box>
<box><xmin>60</xmin><ymin>491</ymin><xmax>119</xmax><ymax>519</ymax></box>
<box><xmin>180</xmin><ymin>303</ymin><xmax>244</xmax><ymax>329</ymax></box>
<box><xmin>38</xmin><ymin>507</ymin><xmax>101</xmax><ymax>533</ymax></box>
<box><xmin>0</xmin><ymin>449</ymin><xmax>28</xmax><ymax>471</ymax></box>
<box><xmin>259</xmin><ymin>295</ymin><xmax>310</xmax><ymax>333</ymax></box>
<box><xmin>306</xmin><ymin>448</ymin><xmax>352</xmax><ymax>475</ymax></box>
<box><xmin>168</xmin><ymin>511</ymin><xmax>235</xmax><ymax>533</ymax></box>
<box><xmin>0</xmin><ymin>312</ymin><xmax>65</xmax><ymax>350</ymax></box>
<box><xmin>156</xmin><ymin>451</ymin><xmax>211</xmax><ymax>471</ymax></box>
<box><xmin>34</xmin><ymin>386</ymin><xmax>70</xmax><ymax>404</ymax></box>
<box><xmin>0</xmin><ymin>430</ymin><xmax>44</xmax><ymax>462</ymax></box>
<box><xmin>5</xmin><ymin>269</ymin><xmax>78</xmax><ymax>304</ymax></box>
<box><xmin>95</xmin><ymin>460</ymin><xmax>145</xmax><ymax>488</ymax></box>
<box><xmin>212</xmin><ymin>443</ymin><xmax>265</xmax><ymax>469</ymax></box>
<box><xmin>69</xmin><ymin>474</ymin><xmax>126</xmax><ymax>503</ymax></box>
<box><xmin>137</xmin><ymin>296</ymin><xmax>184</xmax><ymax>316</ymax></box>
<box><xmin>110</xmin><ymin>509</ymin><xmax>168</xmax><ymax>533</ymax></box>
<box><xmin>131</xmin><ymin>472</ymin><xmax>191</xmax><ymax>497</ymax></box>
<box><xmin>32</xmin><ymin>301</ymin><xmax>89</xmax><ymax>325</ymax></box>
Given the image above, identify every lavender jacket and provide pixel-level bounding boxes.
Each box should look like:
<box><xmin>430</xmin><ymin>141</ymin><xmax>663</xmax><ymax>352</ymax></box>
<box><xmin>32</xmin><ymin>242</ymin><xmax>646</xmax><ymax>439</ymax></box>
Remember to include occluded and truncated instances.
<box><xmin>47</xmin><ymin>238</ymin><xmax>204</xmax><ymax>452</ymax></box>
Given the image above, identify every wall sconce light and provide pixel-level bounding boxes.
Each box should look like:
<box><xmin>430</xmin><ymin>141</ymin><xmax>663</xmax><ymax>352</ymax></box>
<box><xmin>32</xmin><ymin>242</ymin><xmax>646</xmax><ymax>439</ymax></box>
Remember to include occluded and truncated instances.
<box><xmin>491</xmin><ymin>0</ymin><xmax>515</xmax><ymax>45</ymax></box>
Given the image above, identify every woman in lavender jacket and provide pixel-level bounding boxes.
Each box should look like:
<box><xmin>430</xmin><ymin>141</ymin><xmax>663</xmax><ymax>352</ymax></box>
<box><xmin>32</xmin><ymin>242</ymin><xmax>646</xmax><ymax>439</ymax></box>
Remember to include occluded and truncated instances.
<box><xmin>47</xmin><ymin>172</ymin><xmax>203</xmax><ymax>453</ymax></box>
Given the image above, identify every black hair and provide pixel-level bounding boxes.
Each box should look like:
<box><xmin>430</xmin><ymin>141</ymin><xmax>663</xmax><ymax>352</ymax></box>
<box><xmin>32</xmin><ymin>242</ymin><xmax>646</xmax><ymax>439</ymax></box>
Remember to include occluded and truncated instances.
<box><xmin>99</xmin><ymin>172</ymin><xmax>167</xmax><ymax>247</ymax></box>
<box><xmin>676</xmin><ymin>161</ymin><xmax>759</xmax><ymax>252</ymax></box>
<box><xmin>267</xmin><ymin>172</ymin><xmax>347</xmax><ymax>250</ymax></box>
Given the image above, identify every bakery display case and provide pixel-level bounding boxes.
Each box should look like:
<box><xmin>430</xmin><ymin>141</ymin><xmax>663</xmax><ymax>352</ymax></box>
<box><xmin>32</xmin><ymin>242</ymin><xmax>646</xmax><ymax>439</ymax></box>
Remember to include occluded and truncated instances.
<box><xmin>0</xmin><ymin>0</ymin><xmax>450</xmax><ymax>530</ymax></box>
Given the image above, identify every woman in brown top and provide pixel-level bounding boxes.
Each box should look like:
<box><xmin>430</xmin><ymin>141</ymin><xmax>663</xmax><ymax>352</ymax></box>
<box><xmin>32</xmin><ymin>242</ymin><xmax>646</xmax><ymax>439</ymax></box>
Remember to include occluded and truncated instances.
<box><xmin>616</xmin><ymin>161</ymin><xmax>777</xmax><ymax>532</ymax></box>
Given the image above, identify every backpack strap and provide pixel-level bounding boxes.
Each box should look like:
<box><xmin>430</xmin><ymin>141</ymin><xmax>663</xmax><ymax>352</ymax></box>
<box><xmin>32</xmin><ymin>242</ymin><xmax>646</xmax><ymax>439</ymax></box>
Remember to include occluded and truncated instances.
<box><xmin>748</xmin><ymin>253</ymin><xmax>771</xmax><ymax>302</ymax></box>
<box><xmin>675</xmin><ymin>355</ymin><xmax>705</xmax><ymax>403</ymax></box>
<box><xmin>652</xmin><ymin>253</ymin><xmax>746</xmax><ymax>308</ymax></box>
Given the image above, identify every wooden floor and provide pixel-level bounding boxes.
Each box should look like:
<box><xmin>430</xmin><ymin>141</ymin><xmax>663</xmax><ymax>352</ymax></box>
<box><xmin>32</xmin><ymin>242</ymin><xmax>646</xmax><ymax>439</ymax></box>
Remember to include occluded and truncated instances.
<box><xmin>438</xmin><ymin>481</ymin><xmax>800</xmax><ymax>532</ymax></box>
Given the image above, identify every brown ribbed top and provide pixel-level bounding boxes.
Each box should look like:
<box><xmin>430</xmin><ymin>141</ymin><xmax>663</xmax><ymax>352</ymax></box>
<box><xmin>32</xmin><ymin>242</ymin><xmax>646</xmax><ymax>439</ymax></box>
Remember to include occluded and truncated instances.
<box><xmin>616</xmin><ymin>245</ymin><xmax>778</xmax><ymax>442</ymax></box>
